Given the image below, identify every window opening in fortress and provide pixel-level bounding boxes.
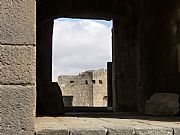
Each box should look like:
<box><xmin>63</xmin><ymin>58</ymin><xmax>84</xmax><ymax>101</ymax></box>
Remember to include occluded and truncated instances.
<box><xmin>70</xmin><ymin>81</ymin><xmax>74</xmax><ymax>84</ymax></box>
<box><xmin>92</xmin><ymin>80</ymin><xmax>96</xmax><ymax>84</ymax></box>
<box><xmin>99</xmin><ymin>80</ymin><xmax>103</xmax><ymax>84</ymax></box>
<box><xmin>52</xmin><ymin>18</ymin><xmax>112</xmax><ymax>108</ymax></box>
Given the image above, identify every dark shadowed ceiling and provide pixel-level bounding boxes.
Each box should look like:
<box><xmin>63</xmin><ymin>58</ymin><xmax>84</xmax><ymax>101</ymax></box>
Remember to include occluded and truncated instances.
<box><xmin>37</xmin><ymin>0</ymin><xmax>133</xmax><ymax>21</ymax></box>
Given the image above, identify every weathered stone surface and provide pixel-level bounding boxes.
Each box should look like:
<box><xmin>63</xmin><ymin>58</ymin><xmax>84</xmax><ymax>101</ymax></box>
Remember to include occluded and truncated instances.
<box><xmin>107</xmin><ymin>127</ymin><xmax>135</xmax><ymax>135</ymax></box>
<box><xmin>0</xmin><ymin>0</ymin><xmax>35</xmax><ymax>44</ymax></box>
<box><xmin>70</xmin><ymin>129</ymin><xmax>107</xmax><ymax>135</ymax></box>
<box><xmin>58</xmin><ymin>69</ymin><xmax>107</xmax><ymax>107</ymax></box>
<box><xmin>35</xmin><ymin>116</ymin><xmax>180</xmax><ymax>135</ymax></box>
<box><xmin>0</xmin><ymin>45</ymin><xmax>36</xmax><ymax>85</ymax></box>
<box><xmin>0</xmin><ymin>85</ymin><xmax>36</xmax><ymax>135</ymax></box>
<box><xmin>134</xmin><ymin>128</ymin><xmax>173</xmax><ymax>135</ymax></box>
<box><xmin>36</xmin><ymin>129</ymin><xmax>69</xmax><ymax>135</ymax></box>
<box><xmin>174</xmin><ymin>128</ymin><xmax>180</xmax><ymax>135</ymax></box>
<box><xmin>145</xmin><ymin>93</ymin><xmax>179</xmax><ymax>115</ymax></box>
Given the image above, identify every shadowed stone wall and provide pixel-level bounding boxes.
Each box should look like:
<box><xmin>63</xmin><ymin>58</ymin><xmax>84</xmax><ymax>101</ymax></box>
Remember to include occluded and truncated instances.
<box><xmin>0</xmin><ymin>0</ymin><xmax>36</xmax><ymax>134</ymax></box>
<box><xmin>112</xmin><ymin>1</ymin><xmax>180</xmax><ymax>113</ymax></box>
<box><xmin>38</xmin><ymin>0</ymin><xmax>180</xmax><ymax>114</ymax></box>
<box><xmin>112</xmin><ymin>20</ymin><xmax>138</xmax><ymax>112</ymax></box>
<box><xmin>137</xmin><ymin>7</ymin><xmax>180</xmax><ymax>112</ymax></box>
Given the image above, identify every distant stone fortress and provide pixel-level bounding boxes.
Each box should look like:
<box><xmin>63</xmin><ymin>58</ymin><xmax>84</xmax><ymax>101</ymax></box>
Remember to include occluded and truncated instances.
<box><xmin>58</xmin><ymin>69</ymin><xmax>107</xmax><ymax>107</ymax></box>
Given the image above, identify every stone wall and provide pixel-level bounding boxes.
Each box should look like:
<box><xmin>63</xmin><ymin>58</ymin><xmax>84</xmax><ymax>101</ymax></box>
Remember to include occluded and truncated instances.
<box><xmin>112</xmin><ymin>20</ymin><xmax>138</xmax><ymax>112</ymax></box>
<box><xmin>0</xmin><ymin>0</ymin><xmax>36</xmax><ymax>134</ymax></box>
<box><xmin>58</xmin><ymin>71</ymin><xmax>93</xmax><ymax>106</ymax></box>
<box><xmin>1</xmin><ymin>2</ymin><xmax>179</xmax><ymax>134</ymax></box>
<box><xmin>112</xmin><ymin>1</ymin><xmax>180</xmax><ymax>113</ymax></box>
<box><xmin>58</xmin><ymin>69</ymin><xmax>107</xmax><ymax>107</ymax></box>
<box><xmin>137</xmin><ymin>6</ymin><xmax>180</xmax><ymax>112</ymax></box>
<box><xmin>92</xmin><ymin>69</ymin><xmax>107</xmax><ymax>107</ymax></box>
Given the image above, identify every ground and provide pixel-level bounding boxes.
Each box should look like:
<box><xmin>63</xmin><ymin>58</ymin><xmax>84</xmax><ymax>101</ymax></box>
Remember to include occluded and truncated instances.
<box><xmin>35</xmin><ymin>113</ymin><xmax>180</xmax><ymax>135</ymax></box>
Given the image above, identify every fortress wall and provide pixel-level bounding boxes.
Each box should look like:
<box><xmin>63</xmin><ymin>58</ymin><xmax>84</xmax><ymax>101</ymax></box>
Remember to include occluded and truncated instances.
<box><xmin>58</xmin><ymin>72</ymin><xmax>93</xmax><ymax>106</ymax></box>
<box><xmin>92</xmin><ymin>69</ymin><xmax>107</xmax><ymax>107</ymax></box>
<box><xmin>58</xmin><ymin>69</ymin><xmax>107</xmax><ymax>107</ymax></box>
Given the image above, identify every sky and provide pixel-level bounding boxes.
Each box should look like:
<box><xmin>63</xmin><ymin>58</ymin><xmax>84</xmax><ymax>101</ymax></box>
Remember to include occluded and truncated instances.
<box><xmin>52</xmin><ymin>18</ymin><xmax>112</xmax><ymax>82</ymax></box>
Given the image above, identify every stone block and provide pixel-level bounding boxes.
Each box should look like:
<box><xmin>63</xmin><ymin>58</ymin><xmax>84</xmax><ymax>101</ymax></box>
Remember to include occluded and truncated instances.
<box><xmin>145</xmin><ymin>93</ymin><xmax>179</xmax><ymax>115</ymax></box>
<box><xmin>36</xmin><ymin>129</ymin><xmax>69</xmax><ymax>135</ymax></box>
<box><xmin>134</xmin><ymin>128</ymin><xmax>173</xmax><ymax>135</ymax></box>
<box><xmin>0</xmin><ymin>45</ymin><xmax>36</xmax><ymax>85</ymax></box>
<box><xmin>0</xmin><ymin>0</ymin><xmax>35</xmax><ymax>44</ymax></box>
<box><xmin>174</xmin><ymin>128</ymin><xmax>180</xmax><ymax>135</ymax></box>
<box><xmin>70</xmin><ymin>128</ymin><xmax>107</xmax><ymax>135</ymax></box>
<box><xmin>0</xmin><ymin>85</ymin><xmax>36</xmax><ymax>135</ymax></box>
<box><xmin>107</xmin><ymin>127</ymin><xmax>135</xmax><ymax>135</ymax></box>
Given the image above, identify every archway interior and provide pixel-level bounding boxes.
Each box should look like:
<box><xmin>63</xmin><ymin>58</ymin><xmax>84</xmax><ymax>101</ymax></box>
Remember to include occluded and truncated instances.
<box><xmin>37</xmin><ymin>0</ymin><xmax>180</xmax><ymax>116</ymax></box>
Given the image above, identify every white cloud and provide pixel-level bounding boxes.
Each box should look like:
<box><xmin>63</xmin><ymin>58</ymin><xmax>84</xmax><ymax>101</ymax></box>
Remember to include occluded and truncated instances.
<box><xmin>52</xmin><ymin>18</ymin><xmax>112</xmax><ymax>82</ymax></box>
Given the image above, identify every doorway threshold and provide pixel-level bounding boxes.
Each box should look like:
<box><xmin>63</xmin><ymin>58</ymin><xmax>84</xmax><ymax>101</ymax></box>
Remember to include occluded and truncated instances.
<box><xmin>35</xmin><ymin>113</ymin><xmax>180</xmax><ymax>135</ymax></box>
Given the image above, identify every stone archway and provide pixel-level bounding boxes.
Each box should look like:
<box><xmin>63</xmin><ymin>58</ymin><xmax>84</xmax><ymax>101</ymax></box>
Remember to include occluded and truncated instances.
<box><xmin>36</xmin><ymin>0</ymin><xmax>180</xmax><ymax>115</ymax></box>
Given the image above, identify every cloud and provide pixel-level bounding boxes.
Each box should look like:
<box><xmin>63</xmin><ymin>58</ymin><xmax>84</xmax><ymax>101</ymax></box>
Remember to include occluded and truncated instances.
<box><xmin>52</xmin><ymin>18</ymin><xmax>112</xmax><ymax>82</ymax></box>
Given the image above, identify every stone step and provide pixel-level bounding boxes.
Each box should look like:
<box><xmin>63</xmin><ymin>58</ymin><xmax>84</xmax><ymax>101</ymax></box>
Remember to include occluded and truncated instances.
<box><xmin>35</xmin><ymin>126</ymin><xmax>177</xmax><ymax>135</ymax></box>
<box><xmin>35</xmin><ymin>114</ymin><xmax>180</xmax><ymax>135</ymax></box>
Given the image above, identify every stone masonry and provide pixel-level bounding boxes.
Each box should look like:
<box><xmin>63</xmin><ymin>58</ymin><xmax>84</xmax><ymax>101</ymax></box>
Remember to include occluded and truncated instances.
<box><xmin>58</xmin><ymin>69</ymin><xmax>107</xmax><ymax>107</ymax></box>
<box><xmin>0</xmin><ymin>0</ymin><xmax>36</xmax><ymax>134</ymax></box>
<box><xmin>1</xmin><ymin>0</ymin><xmax>180</xmax><ymax>134</ymax></box>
